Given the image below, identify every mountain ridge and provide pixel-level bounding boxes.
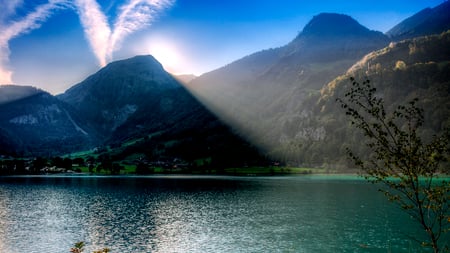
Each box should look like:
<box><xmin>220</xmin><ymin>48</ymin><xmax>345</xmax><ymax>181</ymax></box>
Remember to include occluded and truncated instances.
<box><xmin>1</xmin><ymin>7</ymin><xmax>448</xmax><ymax>170</ymax></box>
<box><xmin>386</xmin><ymin>1</ymin><xmax>450</xmax><ymax>40</ymax></box>
<box><xmin>300</xmin><ymin>13</ymin><xmax>381</xmax><ymax>37</ymax></box>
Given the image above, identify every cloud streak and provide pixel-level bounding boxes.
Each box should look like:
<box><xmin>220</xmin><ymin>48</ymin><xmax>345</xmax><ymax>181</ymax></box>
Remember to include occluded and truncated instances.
<box><xmin>75</xmin><ymin>0</ymin><xmax>175</xmax><ymax>67</ymax></box>
<box><xmin>0</xmin><ymin>0</ymin><xmax>68</xmax><ymax>84</ymax></box>
<box><xmin>74</xmin><ymin>0</ymin><xmax>111</xmax><ymax>67</ymax></box>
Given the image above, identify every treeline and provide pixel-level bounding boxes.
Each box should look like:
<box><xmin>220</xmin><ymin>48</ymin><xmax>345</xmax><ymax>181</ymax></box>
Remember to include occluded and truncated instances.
<box><xmin>0</xmin><ymin>151</ymin><xmax>275</xmax><ymax>176</ymax></box>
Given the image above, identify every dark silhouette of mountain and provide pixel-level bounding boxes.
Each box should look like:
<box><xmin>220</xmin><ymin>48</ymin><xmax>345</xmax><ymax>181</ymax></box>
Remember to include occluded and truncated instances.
<box><xmin>186</xmin><ymin>13</ymin><xmax>389</xmax><ymax>162</ymax></box>
<box><xmin>386</xmin><ymin>1</ymin><xmax>450</xmax><ymax>40</ymax></box>
<box><xmin>301</xmin><ymin>13</ymin><xmax>375</xmax><ymax>36</ymax></box>
<box><xmin>58</xmin><ymin>55</ymin><xmax>266</xmax><ymax>166</ymax></box>
<box><xmin>0</xmin><ymin>87</ymin><xmax>94</xmax><ymax>156</ymax></box>
<box><xmin>59</xmin><ymin>55</ymin><xmax>182</xmax><ymax>139</ymax></box>
<box><xmin>287</xmin><ymin>13</ymin><xmax>389</xmax><ymax>61</ymax></box>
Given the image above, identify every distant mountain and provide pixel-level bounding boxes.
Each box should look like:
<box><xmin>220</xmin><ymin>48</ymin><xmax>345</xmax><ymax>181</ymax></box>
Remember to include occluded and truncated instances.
<box><xmin>290</xmin><ymin>13</ymin><xmax>388</xmax><ymax>59</ymax></box>
<box><xmin>0</xmin><ymin>87</ymin><xmax>94</xmax><ymax>156</ymax></box>
<box><xmin>386</xmin><ymin>1</ymin><xmax>450</xmax><ymax>40</ymax></box>
<box><xmin>186</xmin><ymin>13</ymin><xmax>389</xmax><ymax>162</ymax></box>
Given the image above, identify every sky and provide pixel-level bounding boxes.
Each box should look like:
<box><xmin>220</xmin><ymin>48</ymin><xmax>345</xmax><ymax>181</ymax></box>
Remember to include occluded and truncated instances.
<box><xmin>0</xmin><ymin>0</ymin><xmax>446</xmax><ymax>94</ymax></box>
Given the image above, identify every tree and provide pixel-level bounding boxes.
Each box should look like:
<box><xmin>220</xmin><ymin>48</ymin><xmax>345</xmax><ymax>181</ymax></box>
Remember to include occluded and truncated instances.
<box><xmin>337</xmin><ymin>77</ymin><xmax>449</xmax><ymax>252</ymax></box>
<box><xmin>51</xmin><ymin>156</ymin><xmax>64</xmax><ymax>168</ymax></box>
<box><xmin>97</xmin><ymin>154</ymin><xmax>112</xmax><ymax>173</ymax></box>
<box><xmin>111</xmin><ymin>163</ymin><xmax>123</xmax><ymax>175</ymax></box>
<box><xmin>136</xmin><ymin>162</ymin><xmax>153</xmax><ymax>174</ymax></box>
<box><xmin>63</xmin><ymin>158</ymin><xmax>73</xmax><ymax>171</ymax></box>
<box><xmin>32</xmin><ymin>157</ymin><xmax>47</xmax><ymax>173</ymax></box>
<box><xmin>73</xmin><ymin>157</ymin><xmax>85</xmax><ymax>166</ymax></box>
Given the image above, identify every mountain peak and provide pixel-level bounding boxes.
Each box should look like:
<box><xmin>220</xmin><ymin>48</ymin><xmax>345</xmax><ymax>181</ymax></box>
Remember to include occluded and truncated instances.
<box><xmin>61</xmin><ymin>54</ymin><xmax>178</xmax><ymax>99</ymax></box>
<box><xmin>286</xmin><ymin>13</ymin><xmax>388</xmax><ymax>61</ymax></box>
<box><xmin>300</xmin><ymin>13</ymin><xmax>372</xmax><ymax>37</ymax></box>
<box><xmin>102</xmin><ymin>55</ymin><xmax>164</xmax><ymax>73</ymax></box>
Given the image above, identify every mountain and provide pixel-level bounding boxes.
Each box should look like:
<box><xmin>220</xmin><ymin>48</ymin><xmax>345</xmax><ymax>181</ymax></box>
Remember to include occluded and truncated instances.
<box><xmin>0</xmin><ymin>56</ymin><xmax>266</xmax><ymax>166</ymax></box>
<box><xmin>186</xmin><ymin>13</ymin><xmax>389</xmax><ymax>162</ymax></box>
<box><xmin>58</xmin><ymin>55</ymin><xmax>180</xmax><ymax>139</ymax></box>
<box><xmin>386</xmin><ymin>1</ymin><xmax>450</xmax><ymax>40</ymax></box>
<box><xmin>289</xmin><ymin>13</ymin><xmax>388</xmax><ymax>60</ymax></box>
<box><xmin>58</xmin><ymin>55</ymin><xmax>266</xmax><ymax>166</ymax></box>
<box><xmin>315</xmin><ymin>31</ymin><xmax>450</xmax><ymax>166</ymax></box>
<box><xmin>0</xmin><ymin>86</ymin><xmax>94</xmax><ymax>156</ymax></box>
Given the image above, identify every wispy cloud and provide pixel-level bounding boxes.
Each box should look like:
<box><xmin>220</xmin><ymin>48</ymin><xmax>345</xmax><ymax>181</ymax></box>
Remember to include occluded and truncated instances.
<box><xmin>74</xmin><ymin>0</ymin><xmax>111</xmax><ymax>67</ymax></box>
<box><xmin>0</xmin><ymin>0</ymin><xmax>68</xmax><ymax>84</ymax></box>
<box><xmin>75</xmin><ymin>0</ymin><xmax>175</xmax><ymax>67</ymax></box>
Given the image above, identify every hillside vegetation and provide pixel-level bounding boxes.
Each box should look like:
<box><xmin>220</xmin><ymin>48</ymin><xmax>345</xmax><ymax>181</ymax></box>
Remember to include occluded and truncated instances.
<box><xmin>315</xmin><ymin>31</ymin><xmax>450</xmax><ymax>167</ymax></box>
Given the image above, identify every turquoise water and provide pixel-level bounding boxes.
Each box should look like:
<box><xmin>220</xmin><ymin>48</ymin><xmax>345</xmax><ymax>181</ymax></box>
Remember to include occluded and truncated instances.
<box><xmin>0</xmin><ymin>175</ymin><xmax>439</xmax><ymax>252</ymax></box>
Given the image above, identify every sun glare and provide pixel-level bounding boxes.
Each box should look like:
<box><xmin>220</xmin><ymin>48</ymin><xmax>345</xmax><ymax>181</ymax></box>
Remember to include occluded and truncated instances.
<box><xmin>147</xmin><ymin>39</ymin><xmax>184</xmax><ymax>74</ymax></box>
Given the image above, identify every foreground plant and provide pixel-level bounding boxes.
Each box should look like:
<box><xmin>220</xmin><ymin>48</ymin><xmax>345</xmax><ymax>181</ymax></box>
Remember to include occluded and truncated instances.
<box><xmin>337</xmin><ymin>77</ymin><xmax>449</xmax><ymax>252</ymax></box>
<box><xmin>70</xmin><ymin>241</ymin><xmax>110</xmax><ymax>253</ymax></box>
<box><xmin>70</xmin><ymin>241</ymin><xmax>85</xmax><ymax>253</ymax></box>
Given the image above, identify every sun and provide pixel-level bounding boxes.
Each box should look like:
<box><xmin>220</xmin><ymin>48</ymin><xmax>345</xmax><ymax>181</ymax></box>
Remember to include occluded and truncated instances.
<box><xmin>147</xmin><ymin>39</ymin><xmax>184</xmax><ymax>74</ymax></box>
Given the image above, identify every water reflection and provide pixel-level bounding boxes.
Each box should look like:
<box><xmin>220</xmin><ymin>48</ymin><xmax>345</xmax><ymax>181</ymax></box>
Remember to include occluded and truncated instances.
<box><xmin>0</xmin><ymin>176</ymin><xmax>430</xmax><ymax>252</ymax></box>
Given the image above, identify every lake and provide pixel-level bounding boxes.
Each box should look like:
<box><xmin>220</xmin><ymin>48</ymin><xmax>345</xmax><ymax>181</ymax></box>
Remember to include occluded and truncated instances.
<box><xmin>0</xmin><ymin>175</ymin><xmax>434</xmax><ymax>252</ymax></box>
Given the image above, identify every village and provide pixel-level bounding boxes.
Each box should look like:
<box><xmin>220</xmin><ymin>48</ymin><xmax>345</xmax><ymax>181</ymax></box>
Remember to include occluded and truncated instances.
<box><xmin>0</xmin><ymin>155</ymin><xmax>192</xmax><ymax>175</ymax></box>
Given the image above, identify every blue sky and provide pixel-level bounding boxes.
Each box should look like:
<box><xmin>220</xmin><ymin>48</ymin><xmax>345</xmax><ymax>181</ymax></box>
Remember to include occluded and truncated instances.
<box><xmin>0</xmin><ymin>0</ymin><xmax>445</xmax><ymax>94</ymax></box>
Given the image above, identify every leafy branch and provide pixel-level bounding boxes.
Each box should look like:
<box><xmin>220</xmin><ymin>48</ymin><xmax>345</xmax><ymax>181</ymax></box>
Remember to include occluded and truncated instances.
<box><xmin>337</xmin><ymin>77</ymin><xmax>450</xmax><ymax>252</ymax></box>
